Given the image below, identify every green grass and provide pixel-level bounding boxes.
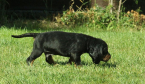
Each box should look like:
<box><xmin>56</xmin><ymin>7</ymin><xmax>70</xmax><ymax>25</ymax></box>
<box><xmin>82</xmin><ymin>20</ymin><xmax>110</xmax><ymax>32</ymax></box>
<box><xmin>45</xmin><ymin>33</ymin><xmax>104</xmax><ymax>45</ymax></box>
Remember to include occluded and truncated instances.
<box><xmin>0</xmin><ymin>26</ymin><xmax>145</xmax><ymax>84</ymax></box>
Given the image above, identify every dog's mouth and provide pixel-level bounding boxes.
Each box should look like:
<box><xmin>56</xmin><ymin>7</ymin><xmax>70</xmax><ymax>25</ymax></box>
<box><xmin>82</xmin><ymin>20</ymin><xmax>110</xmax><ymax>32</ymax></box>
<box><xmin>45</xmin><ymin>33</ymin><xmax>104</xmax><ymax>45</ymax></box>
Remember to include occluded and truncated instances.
<box><xmin>102</xmin><ymin>54</ymin><xmax>111</xmax><ymax>62</ymax></box>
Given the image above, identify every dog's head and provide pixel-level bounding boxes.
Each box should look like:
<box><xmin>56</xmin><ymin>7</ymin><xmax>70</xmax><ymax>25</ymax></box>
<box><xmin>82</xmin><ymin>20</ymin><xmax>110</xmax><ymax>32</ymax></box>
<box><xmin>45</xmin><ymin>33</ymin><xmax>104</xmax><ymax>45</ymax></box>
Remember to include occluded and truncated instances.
<box><xmin>88</xmin><ymin>40</ymin><xmax>111</xmax><ymax>64</ymax></box>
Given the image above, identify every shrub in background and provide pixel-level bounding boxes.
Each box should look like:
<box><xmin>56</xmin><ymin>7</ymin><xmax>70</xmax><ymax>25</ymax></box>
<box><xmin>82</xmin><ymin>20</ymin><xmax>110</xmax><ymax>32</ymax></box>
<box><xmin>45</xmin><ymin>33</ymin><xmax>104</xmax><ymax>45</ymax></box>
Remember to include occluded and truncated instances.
<box><xmin>55</xmin><ymin>5</ymin><xmax>117</xmax><ymax>29</ymax></box>
<box><xmin>55</xmin><ymin>2</ymin><xmax>145</xmax><ymax>30</ymax></box>
<box><xmin>125</xmin><ymin>10</ymin><xmax>145</xmax><ymax>26</ymax></box>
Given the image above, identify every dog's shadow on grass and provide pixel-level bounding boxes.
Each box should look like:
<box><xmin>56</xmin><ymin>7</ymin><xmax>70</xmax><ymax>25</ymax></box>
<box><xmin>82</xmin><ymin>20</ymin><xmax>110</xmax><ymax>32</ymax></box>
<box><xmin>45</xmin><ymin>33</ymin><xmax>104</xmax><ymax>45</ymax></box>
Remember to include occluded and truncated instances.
<box><xmin>99</xmin><ymin>63</ymin><xmax>117</xmax><ymax>68</ymax></box>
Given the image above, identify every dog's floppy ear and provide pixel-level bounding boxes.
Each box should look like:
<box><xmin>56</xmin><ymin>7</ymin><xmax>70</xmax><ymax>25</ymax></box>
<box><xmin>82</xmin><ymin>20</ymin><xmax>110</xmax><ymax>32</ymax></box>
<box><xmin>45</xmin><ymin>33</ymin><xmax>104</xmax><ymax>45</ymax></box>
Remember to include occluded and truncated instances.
<box><xmin>89</xmin><ymin>46</ymin><xmax>102</xmax><ymax>64</ymax></box>
<box><xmin>94</xmin><ymin>45</ymin><xmax>103</xmax><ymax>64</ymax></box>
<box><xmin>89</xmin><ymin>46</ymin><xmax>102</xmax><ymax>56</ymax></box>
<box><xmin>98</xmin><ymin>44</ymin><xmax>108</xmax><ymax>56</ymax></box>
<box><xmin>89</xmin><ymin>47</ymin><xmax>94</xmax><ymax>56</ymax></box>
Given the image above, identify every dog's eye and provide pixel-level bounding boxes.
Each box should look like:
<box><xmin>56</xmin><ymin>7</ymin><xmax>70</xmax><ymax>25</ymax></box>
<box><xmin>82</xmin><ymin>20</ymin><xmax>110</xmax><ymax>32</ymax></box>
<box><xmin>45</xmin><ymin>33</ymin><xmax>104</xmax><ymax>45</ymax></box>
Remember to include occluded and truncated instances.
<box><xmin>103</xmin><ymin>47</ymin><xmax>108</xmax><ymax>51</ymax></box>
<box><xmin>103</xmin><ymin>47</ymin><xmax>108</xmax><ymax>54</ymax></box>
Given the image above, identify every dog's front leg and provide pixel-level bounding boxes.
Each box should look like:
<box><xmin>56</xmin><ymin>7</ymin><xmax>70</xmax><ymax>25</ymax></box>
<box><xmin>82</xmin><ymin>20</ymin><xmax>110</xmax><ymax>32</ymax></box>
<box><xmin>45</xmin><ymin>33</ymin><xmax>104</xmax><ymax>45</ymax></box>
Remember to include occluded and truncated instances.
<box><xmin>71</xmin><ymin>53</ymin><xmax>81</xmax><ymax>66</ymax></box>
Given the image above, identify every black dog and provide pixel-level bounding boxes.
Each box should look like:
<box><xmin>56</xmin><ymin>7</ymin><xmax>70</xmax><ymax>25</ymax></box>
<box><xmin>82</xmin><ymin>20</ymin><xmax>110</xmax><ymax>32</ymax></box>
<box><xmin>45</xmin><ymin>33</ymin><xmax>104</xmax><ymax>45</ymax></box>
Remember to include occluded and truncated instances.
<box><xmin>11</xmin><ymin>31</ymin><xmax>111</xmax><ymax>66</ymax></box>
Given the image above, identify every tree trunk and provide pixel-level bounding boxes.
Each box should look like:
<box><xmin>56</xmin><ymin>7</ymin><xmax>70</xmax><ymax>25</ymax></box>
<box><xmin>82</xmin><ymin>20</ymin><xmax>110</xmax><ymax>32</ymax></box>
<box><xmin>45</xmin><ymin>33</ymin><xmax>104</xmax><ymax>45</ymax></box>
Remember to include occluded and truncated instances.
<box><xmin>117</xmin><ymin>0</ymin><xmax>122</xmax><ymax>22</ymax></box>
<box><xmin>109</xmin><ymin>0</ymin><xmax>113</xmax><ymax>13</ymax></box>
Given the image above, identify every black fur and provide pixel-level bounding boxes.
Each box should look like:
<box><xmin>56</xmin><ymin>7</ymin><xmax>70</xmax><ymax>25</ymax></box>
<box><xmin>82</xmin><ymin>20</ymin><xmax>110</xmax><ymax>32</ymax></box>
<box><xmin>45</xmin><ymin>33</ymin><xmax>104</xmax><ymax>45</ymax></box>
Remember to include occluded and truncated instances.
<box><xmin>12</xmin><ymin>31</ymin><xmax>111</xmax><ymax>66</ymax></box>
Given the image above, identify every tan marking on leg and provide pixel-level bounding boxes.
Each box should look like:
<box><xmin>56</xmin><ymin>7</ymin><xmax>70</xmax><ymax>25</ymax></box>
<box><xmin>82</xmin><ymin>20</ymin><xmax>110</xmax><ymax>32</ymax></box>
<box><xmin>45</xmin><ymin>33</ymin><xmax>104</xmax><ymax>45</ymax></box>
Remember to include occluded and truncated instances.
<box><xmin>30</xmin><ymin>60</ymin><xmax>35</xmax><ymax>66</ymax></box>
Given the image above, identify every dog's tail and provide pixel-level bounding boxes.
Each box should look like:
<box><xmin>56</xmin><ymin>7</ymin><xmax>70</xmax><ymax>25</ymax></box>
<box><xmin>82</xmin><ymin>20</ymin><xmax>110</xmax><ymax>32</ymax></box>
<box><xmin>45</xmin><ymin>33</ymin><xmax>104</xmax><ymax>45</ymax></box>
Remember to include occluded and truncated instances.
<box><xmin>11</xmin><ymin>33</ymin><xmax>40</xmax><ymax>38</ymax></box>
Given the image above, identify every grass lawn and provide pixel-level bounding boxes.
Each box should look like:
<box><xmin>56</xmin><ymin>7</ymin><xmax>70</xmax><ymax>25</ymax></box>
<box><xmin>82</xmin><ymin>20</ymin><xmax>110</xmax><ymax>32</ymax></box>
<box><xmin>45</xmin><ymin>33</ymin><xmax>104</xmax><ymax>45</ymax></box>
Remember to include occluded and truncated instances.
<box><xmin>0</xmin><ymin>26</ymin><xmax>145</xmax><ymax>84</ymax></box>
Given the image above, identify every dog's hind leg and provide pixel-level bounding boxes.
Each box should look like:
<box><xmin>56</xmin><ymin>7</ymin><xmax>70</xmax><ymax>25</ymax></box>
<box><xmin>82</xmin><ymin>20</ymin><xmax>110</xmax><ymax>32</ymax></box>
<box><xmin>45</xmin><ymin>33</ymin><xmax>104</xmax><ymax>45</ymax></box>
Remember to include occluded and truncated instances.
<box><xmin>45</xmin><ymin>53</ymin><xmax>55</xmax><ymax>64</ymax></box>
<box><xmin>26</xmin><ymin>49</ymin><xmax>43</xmax><ymax>66</ymax></box>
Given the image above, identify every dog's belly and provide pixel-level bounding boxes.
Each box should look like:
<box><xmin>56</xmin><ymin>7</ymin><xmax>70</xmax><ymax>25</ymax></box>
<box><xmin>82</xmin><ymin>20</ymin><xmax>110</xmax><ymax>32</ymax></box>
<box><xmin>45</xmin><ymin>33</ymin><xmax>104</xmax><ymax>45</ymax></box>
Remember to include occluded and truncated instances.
<box><xmin>44</xmin><ymin>50</ymin><xmax>70</xmax><ymax>57</ymax></box>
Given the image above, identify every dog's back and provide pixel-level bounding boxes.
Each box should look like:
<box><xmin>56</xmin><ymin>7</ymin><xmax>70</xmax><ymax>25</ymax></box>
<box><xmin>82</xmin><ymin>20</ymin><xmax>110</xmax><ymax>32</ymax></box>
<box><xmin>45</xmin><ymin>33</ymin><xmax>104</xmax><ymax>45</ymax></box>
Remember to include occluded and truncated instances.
<box><xmin>34</xmin><ymin>31</ymin><xmax>90</xmax><ymax>56</ymax></box>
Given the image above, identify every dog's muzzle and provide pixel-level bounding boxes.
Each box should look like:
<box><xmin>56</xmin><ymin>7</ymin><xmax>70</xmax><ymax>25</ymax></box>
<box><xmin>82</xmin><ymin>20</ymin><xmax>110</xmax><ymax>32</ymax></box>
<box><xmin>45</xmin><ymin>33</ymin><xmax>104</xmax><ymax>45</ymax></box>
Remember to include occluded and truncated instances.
<box><xmin>102</xmin><ymin>53</ymin><xmax>111</xmax><ymax>62</ymax></box>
